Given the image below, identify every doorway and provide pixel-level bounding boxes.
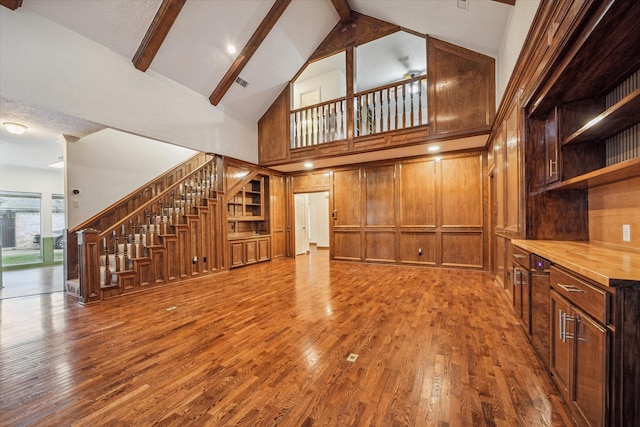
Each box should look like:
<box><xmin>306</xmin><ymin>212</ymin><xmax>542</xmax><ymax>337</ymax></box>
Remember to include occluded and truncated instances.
<box><xmin>294</xmin><ymin>192</ymin><xmax>330</xmax><ymax>256</ymax></box>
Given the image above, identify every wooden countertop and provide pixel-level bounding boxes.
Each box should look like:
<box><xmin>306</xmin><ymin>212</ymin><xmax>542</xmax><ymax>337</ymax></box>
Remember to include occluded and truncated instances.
<box><xmin>511</xmin><ymin>240</ymin><xmax>640</xmax><ymax>288</ymax></box>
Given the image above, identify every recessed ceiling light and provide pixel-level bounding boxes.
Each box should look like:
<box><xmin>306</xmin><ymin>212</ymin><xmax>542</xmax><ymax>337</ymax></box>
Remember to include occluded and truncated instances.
<box><xmin>3</xmin><ymin>122</ymin><xmax>27</xmax><ymax>135</ymax></box>
<box><xmin>227</xmin><ymin>44</ymin><xmax>237</xmax><ymax>54</ymax></box>
<box><xmin>428</xmin><ymin>145</ymin><xmax>440</xmax><ymax>152</ymax></box>
<box><xmin>304</xmin><ymin>162</ymin><xmax>313</xmax><ymax>169</ymax></box>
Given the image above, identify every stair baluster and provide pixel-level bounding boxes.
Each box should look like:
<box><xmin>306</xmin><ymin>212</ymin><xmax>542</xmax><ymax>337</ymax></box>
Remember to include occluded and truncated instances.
<box><xmin>103</xmin><ymin>237</ymin><xmax>111</xmax><ymax>287</ymax></box>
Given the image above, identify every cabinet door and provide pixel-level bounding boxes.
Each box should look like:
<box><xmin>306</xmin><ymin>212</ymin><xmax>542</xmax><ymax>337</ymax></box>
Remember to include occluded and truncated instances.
<box><xmin>513</xmin><ymin>265</ymin><xmax>523</xmax><ymax>319</ymax></box>
<box><xmin>573</xmin><ymin>309</ymin><xmax>608</xmax><ymax>427</ymax></box>
<box><xmin>257</xmin><ymin>238</ymin><xmax>270</xmax><ymax>262</ymax></box>
<box><xmin>521</xmin><ymin>267</ymin><xmax>531</xmax><ymax>335</ymax></box>
<box><xmin>245</xmin><ymin>240</ymin><xmax>258</xmax><ymax>264</ymax></box>
<box><xmin>550</xmin><ymin>290</ymin><xmax>572</xmax><ymax>401</ymax></box>
<box><xmin>544</xmin><ymin>107</ymin><xmax>559</xmax><ymax>184</ymax></box>
<box><xmin>230</xmin><ymin>242</ymin><xmax>244</xmax><ymax>267</ymax></box>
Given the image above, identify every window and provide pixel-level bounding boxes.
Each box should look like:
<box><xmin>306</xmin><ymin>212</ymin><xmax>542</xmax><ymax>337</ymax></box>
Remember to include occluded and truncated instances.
<box><xmin>0</xmin><ymin>191</ymin><xmax>42</xmax><ymax>265</ymax></box>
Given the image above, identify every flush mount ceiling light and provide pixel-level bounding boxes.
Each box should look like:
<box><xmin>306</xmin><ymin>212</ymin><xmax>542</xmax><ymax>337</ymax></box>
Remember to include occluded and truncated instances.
<box><xmin>3</xmin><ymin>122</ymin><xmax>27</xmax><ymax>135</ymax></box>
<box><xmin>227</xmin><ymin>44</ymin><xmax>237</xmax><ymax>54</ymax></box>
<box><xmin>304</xmin><ymin>162</ymin><xmax>313</xmax><ymax>169</ymax></box>
<box><xmin>428</xmin><ymin>145</ymin><xmax>440</xmax><ymax>153</ymax></box>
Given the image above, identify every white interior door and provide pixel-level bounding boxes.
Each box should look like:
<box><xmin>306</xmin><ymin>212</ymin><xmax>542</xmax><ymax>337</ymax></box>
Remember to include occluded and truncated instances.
<box><xmin>294</xmin><ymin>194</ymin><xmax>309</xmax><ymax>255</ymax></box>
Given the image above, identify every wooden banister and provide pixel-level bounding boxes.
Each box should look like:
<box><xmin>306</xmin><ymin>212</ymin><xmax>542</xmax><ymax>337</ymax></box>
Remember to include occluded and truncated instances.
<box><xmin>74</xmin><ymin>154</ymin><xmax>228</xmax><ymax>303</ymax></box>
<box><xmin>70</xmin><ymin>152</ymin><xmax>211</xmax><ymax>233</ymax></box>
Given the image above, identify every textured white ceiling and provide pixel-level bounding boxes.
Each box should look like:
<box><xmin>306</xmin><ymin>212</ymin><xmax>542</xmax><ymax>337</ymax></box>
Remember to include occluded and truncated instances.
<box><xmin>150</xmin><ymin>0</ymin><xmax>276</xmax><ymax>97</ymax></box>
<box><xmin>1</xmin><ymin>0</ymin><xmax>516</xmax><ymax>171</ymax></box>
<box><xmin>22</xmin><ymin>0</ymin><xmax>162</xmax><ymax>60</ymax></box>
<box><xmin>0</xmin><ymin>96</ymin><xmax>104</xmax><ymax>169</ymax></box>
<box><xmin>349</xmin><ymin>0</ymin><xmax>512</xmax><ymax>57</ymax></box>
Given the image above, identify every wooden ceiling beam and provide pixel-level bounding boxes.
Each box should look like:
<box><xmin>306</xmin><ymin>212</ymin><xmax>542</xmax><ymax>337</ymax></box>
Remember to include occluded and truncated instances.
<box><xmin>330</xmin><ymin>0</ymin><xmax>353</xmax><ymax>25</ymax></box>
<box><xmin>0</xmin><ymin>0</ymin><xmax>23</xmax><ymax>10</ymax></box>
<box><xmin>209</xmin><ymin>0</ymin><xmax>292</xmax><ymax>106</ymax></box>
<box><xmin>133</xmin><ymin>0</ymin><xmax>187</xmax><ymax>72</ymax></box>
<box><xmin>491</xmin><ymin>0</ymin><xmax>516</xmax><ymax>5</ymax></box>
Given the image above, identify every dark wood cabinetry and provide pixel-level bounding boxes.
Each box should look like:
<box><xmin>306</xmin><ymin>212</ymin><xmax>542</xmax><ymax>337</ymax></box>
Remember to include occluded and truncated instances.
<box><xmin>527</xmin><ymin>1</ymin><xmax>640</xmax><ymax>197</ymax></box>
<box><xmin>513</xmin><ymin>240</ymin><xmax>640</xmax><ymax>427</ymax></box>
<box><xmin>550</xmin><ymin>266</ymin><xmax>609</xmax><ymax>427</ymax></box>
<box><xmin>512</xmin><ymin>247</ymin><xmax>551</xmax><ymax>370</ymax></box>
<box><xmin>512</xmin><ymin>246</ymin><xmax>530</xmax><ymax>334</ymax></box>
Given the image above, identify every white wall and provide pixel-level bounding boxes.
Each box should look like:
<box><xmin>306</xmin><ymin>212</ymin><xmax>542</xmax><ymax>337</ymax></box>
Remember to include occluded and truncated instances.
<box><xmin>66</xmin><ymin>128</ymin><xmax>195</xmax><ymax>229</ymax></box>
<box><xmin>0</xmin><ymin>8</ymin><xmax>258</xmax><ymax>164</ymax></box>
<box><xmin>496</xmin><ymin>0</ymin><xmax>541</xmax><ymax>106</ymax></box>
<box><xmin>308</xmin><ymin>192</ymin><xmax>329</xmax><ymax>248</ymax></box>
<box><xmin>0</xmin><ymin>164</ymin><xmax>64</xmax><ymax>239</ymax></box>
<box><xmin>293</xmin><ymin>69</ymin><xmax>346</xmax><ymax>110</ymax></box>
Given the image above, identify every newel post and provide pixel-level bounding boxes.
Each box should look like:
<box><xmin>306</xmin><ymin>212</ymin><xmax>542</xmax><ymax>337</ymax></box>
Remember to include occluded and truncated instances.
<box><xmin>77</xmin><ymin>228</ymin><xmax>101</xmax><ymax>304</ymax></box>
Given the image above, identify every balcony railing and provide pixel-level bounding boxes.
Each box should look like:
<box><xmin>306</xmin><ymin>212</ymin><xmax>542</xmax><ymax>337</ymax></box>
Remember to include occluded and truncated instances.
<box><xmin>290</xmin><ymin>75</ymin><xmax>427</xmax><ymax>149</ymax></box>
<box><xmin>290</xmin><ymin>97</ymin><xmax>347</xmax><ymax>148</ymax></box>
<box><xmin>355</xmin><ymin>75</ymin><xmax>427</xmax><ymax>137</ymax></box>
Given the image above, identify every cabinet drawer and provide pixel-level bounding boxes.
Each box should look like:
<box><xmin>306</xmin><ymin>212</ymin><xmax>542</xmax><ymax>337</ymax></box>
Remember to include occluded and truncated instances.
<box><xmin>550</xmin><ymin>266</ymin><xmax>608</xmax><ymax>325</ymax></box>
<box><xmin>513</xmin><ymin>246</ymin><xmax>530</xmax><ymax>269</ymax></box>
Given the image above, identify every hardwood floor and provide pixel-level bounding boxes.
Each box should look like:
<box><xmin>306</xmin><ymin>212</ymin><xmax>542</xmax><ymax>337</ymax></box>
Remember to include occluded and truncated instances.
<box><xmin>0</xmin><ymin>249</ymin><xmax>575</xmax><ymax>426</ymax></box>
<box><xmin>0</xmin><ymin>264</ymin><xmax>64</xmax><ymax>299</ymax></box>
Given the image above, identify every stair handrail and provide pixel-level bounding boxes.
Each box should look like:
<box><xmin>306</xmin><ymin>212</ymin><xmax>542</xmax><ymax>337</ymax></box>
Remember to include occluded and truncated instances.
<box><xmin>98</xmin><ymin>157</ymin><xmax>219</xmax><ymax>239</ymax></box>
<box><xmin>70</xmin><ymin>152</ymin><xmax>212</xmax><ymax>234</ymax></box>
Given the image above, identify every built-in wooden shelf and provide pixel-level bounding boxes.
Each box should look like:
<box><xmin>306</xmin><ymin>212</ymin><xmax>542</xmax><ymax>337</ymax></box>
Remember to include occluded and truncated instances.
<box><xmin>547</xmin><ymin>156</ymin><xmax>640</xmax><ymax>191</ymax></box>
<box><xmin>563</xmin><ymin>89</ymin><xmax>640</xmax><ymax>145</ymax></box>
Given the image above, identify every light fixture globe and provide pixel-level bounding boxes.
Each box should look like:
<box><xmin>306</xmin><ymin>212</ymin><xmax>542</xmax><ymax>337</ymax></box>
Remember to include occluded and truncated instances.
<box><xmin>3</xmin><ymin>122</ymin><xmax>27</xmax><ymax>135</ymax></box>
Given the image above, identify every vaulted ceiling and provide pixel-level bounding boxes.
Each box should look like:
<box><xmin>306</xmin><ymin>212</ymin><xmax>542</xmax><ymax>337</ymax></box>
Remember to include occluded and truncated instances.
<box><xmin>0</xmin><ymin>0</ymin><xmax>516</xmax><ymax>170</ymax></box>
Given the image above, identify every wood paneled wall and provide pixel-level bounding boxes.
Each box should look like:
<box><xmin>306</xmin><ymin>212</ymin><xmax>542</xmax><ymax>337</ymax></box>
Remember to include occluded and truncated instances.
<box><xmin>427</xmin><ymin>37</ymin><xmax>495</xmax><ymax>138</ymax></box>
<box><xmin>258</xmin><ymin>86</ymin><xmax>290</xmax><ymax>164</ymax></box>
<box><xmin>589</xmin><ymin>177</ymin><xmax>640</xmax><ymax>251</ymax></box>
<box><xmin>259</xmin><ymin>31</ymin><xmax>495</xmax><ymax>168</ymax></box>
<box><xmin>269</xmin><ymin>174</ymin><xmax>287</xmax><ymax>258</ymax></box>
<box><xmin>330</xmin><ymin>151</ymin><xmax>486</xmax><ymax>269</ymax></box>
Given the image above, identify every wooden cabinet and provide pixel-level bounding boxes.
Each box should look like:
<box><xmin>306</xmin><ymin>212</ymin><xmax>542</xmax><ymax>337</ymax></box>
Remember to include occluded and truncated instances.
<box><xmin>229</xmin><ymin>236</ymin><xmax>270</xmax><ymax>269</ymax></box>
<box><xmin>512</xmin><ymin>240</ymin><xmax>640</xmax><ymax>427</ymax></box>
<box><xmin>512</xmin><ymin>246</ymin><xmax>530</xmax><ymax>334</ymax></box>
<box><xmin>226</xmin><ymin>169</ymin><xmax>272</xmax><ymax>269</ymax></box>
<box><xmin>528</xmin><ymin>1</ymin><xmax>640</xmax><ymax>194</ymax></box>
<box><xmin>544</xmin><ymin>106</ymin><xmax>560</xmax><ymax>185</ymax></box>
<box><xmin>550</xmin><ymin>266</ymin><xmax>609</xmax><ymax>427</ymax></box>
<box><xmin>550</xmin><ymin>289</ymin><xmax>572</xmax><ymax>399</ymax></box>
<box><xmin>228</xmin><ymin>177</ymin><xmax>264</xmax><ymax>220</ymax></box>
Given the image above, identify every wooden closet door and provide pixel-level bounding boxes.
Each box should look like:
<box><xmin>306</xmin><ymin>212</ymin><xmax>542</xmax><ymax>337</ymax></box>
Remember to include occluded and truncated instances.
<box><xmin>331</xmin><ymin>169</ymin><xmax>362</xmax><ymax>261</ymax></box>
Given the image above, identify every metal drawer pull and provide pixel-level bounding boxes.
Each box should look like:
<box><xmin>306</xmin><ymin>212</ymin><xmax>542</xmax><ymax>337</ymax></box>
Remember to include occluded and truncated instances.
<box><xmin>514</xmin><ymin>254</ymin><xmax>526</xmax><ymax>259</ymax></box>
<box><xmin>557</xmin><ymin>283</ymin><xmax>587</xmax><ymax>293</ymax></box>
<box><xmin>513</xmin><ymin>268</ymin><xmax>520</xmax><ymax>286</ymax></box>
<box><xmin>559</xmin><ymin>310</ymin><xmax>575</xmax><ymax>343</ymax></box>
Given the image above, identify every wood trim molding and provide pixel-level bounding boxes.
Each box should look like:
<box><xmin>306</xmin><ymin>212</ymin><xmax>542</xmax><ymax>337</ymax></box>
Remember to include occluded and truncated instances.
<box><xmin>307</xmin><ymin>12</ymin><xmax>401</xmax><ymax>64</ymax></box>
<box><xmin>209</xmin><ymin>0</ymin><xmax>292</xmax><ymax>106</ymax></box>
<box><xmin>132</xmin><ymin>0</ymin><xmax>187</xmax><ymax>72</ymax></box>
<box><xmin>0</xmin><ymin>0</ymin><xmax>22</xmax><ymax>10</ymax></box>
<box><xmin>330</xmin><ymin>0</ymin><xmax>353</xmax><ymax>25</ymax></box>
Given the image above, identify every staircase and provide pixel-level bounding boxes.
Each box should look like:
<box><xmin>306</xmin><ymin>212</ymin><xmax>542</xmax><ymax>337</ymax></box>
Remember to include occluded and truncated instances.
<box><xmin>68</xmin><ymin>153</ymin><xmax>228</xmax><ymax>304</ymax></box>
